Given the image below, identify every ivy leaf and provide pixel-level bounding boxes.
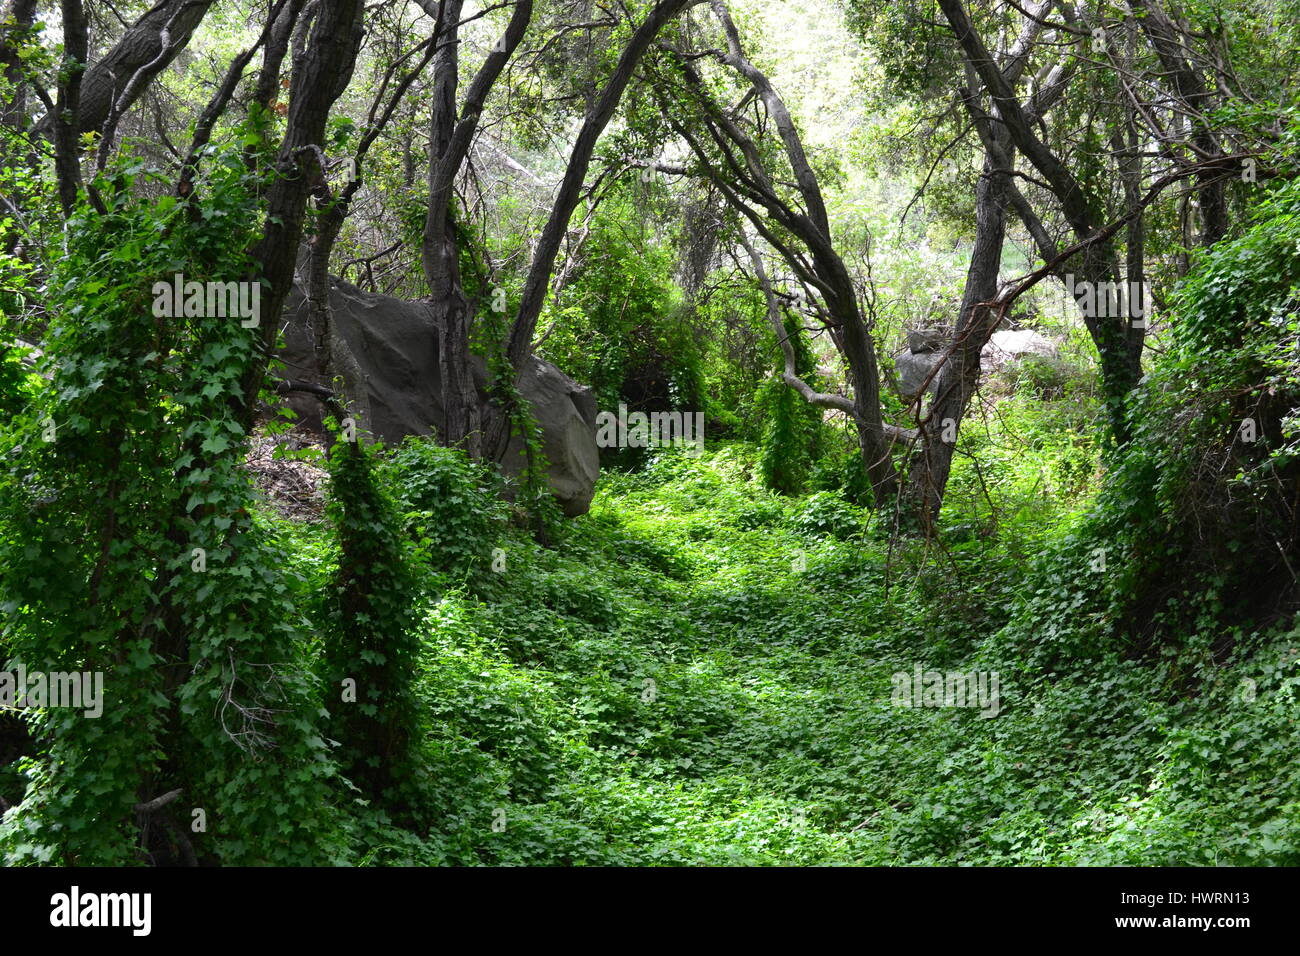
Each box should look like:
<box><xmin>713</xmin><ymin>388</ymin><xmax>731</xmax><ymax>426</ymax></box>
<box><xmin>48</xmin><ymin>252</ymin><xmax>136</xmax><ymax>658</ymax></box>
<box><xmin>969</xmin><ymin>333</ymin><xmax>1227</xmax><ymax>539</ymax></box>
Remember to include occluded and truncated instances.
<box><xmin>201</xmin><ymin>434</ymin><xmax>232</xmax><ymax>455</ymax></box>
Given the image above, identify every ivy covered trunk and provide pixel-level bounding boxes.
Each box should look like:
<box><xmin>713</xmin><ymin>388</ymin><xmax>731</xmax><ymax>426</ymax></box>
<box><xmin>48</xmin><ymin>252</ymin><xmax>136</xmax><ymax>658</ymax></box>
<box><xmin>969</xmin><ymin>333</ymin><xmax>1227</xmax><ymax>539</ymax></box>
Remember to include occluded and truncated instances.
<box><xmin>322</xmin><ymin>436</ymin><xmax>422</xmax><ymax>814</ymax></box>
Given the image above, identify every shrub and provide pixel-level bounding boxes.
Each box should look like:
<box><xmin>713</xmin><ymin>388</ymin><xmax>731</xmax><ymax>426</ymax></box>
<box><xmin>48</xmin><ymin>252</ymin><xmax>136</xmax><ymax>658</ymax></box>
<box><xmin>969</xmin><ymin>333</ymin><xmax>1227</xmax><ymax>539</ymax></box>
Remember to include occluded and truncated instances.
<box><xmin>381</xmin><ymin>437</ymin><xmax>509</xmax><ymax>579</ymax></box>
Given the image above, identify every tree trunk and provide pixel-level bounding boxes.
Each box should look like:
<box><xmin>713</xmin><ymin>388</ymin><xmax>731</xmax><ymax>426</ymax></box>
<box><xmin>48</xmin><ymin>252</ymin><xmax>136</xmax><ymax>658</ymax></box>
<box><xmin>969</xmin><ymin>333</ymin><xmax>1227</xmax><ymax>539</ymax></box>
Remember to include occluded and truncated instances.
<box><xmin>418</xmin><ymin>0</ymin><xmax>533</xmax><ymax>458</ymax></box>
<box><xmin>0</xmin><ymin>0</ymin><xmax>35</xmax><ymax>132</ymax></box>
<box><xmin>422</xmin><ymin>0</ymin><xmax>480</xmax><ymax>455</ymax></box>
<box><xmin>907</xmin><ymin>144</ymin><xmax>1009</xmax><ymax>519</ymax></box>
<box><xmin>53</xmin><ymin>0</ymin><xmax>88</xmax><ymax>216</ymax></box>
<box><xmin>1</xmin><ymin>0</ymin><xmax>37</xmax><ymax>250</ymax></box>
<box><xmin>938</xmin><ymin>0</ymin><xmax>1140</xmax><ymax>443</ymax></box>
<box><xmin>43</xmin><ymin>0</ymin><xmax>217</xmax><ymax>139</ymax></box>
<box><xmin>655</xmin><ymin>1</ymin><xmax>901</xmax><ymax>505</ymax></box>
<box><xmin>1127</xmin><ymin>0</ymin><xmax>1226</xmax><ymax>246</ymax></box>
<box><xmin>239</xmin><ymin>0</ymin><xmax>365</xmax><ymax>427</ymax></box>
<box><xmin>251</xmin><ymin>0</ymin><xmax>308</xmax><ymax>115</ymax></box>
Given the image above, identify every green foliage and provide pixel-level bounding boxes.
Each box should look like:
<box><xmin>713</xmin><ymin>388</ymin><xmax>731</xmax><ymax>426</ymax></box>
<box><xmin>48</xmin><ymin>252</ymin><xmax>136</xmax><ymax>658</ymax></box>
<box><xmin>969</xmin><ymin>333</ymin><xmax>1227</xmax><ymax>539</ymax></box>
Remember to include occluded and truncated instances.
<box><xmin>0</xmin><ymin>342</ymin><xmax>36</xmax><ymax>419</ymax></box>
<box><xmin>0</xmin><ymin>152</ymin><xmax>344</xmax><ymax>865</ymax></box>
<box><xmin>320</xmin><ymin>436</ymin><xmax>1292</xmax><ymax>866</ymax></box>
<box><xmin>757</xmin><ymin>312</ymin><xmax>824</xmax><ymax>495</ymax></box>
<box><xmin>689</xmin><ymin>274</ymin><xmax>770</xmax><ymax>440</ymax></box>
<box><xmin>472</xmin><ymin>272</ymin><xmax>567</xmax><ymax>541</ymax></box>
<box><xmin>786</xmin><ymin>489</ymin><xmax>865</xmax><ymax>540</ymax></box>
<box><xmin>8</xmin><ymin>0</ymin><xmax>1300</xmax><ymax>871</ymax></box>
<box><xmin>1002</xmin><ymin>353</ymin><xmax>1084</xmax><ymax>401</ymax></box>
<box><xmin>382</xmin><ymin>436</ymin><xmax>509</xmax><ymax>580</ymax></box>
<box><xmin>320</xmin><ymin>430</ymin><xmax>424</xmax><ymax>814</ymax></box>
<box><xmin>536</xmin><ymin>192</ymin><xmax>702</xmax><ymax>419</ymax></box>
<box><xmin>809</xmin><ymin>429</ymin><xmax>875</xmax><ymax>506</ymax></box>
<box><xmin>1078</xmin><ymin>175</ymin><xmax>1300</xmax><ymax>653</ymax></box>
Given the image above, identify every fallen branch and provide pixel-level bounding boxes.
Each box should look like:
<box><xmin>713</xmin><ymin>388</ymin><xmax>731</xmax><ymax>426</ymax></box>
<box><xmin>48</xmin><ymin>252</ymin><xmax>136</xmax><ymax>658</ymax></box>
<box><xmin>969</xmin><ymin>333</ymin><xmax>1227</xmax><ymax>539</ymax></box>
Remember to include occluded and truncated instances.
<box><xmin>134</xmin><ymin>788</ymin><xmax>182</xmax><ymax>814</ymax></box>
<box><xmin>276</xmin><ymin>379</ymin><xmax>347</xmax><ymax>421</ymax></box>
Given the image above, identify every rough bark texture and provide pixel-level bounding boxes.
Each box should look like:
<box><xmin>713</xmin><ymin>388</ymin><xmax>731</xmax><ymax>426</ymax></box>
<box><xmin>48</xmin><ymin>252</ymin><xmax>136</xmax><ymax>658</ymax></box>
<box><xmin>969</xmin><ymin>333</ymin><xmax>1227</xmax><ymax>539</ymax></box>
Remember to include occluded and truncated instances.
<box><xmin>52</xmin><ymin>0</ymin><xmax>217</xmax><ymax>138</ymax></box>
<box><xmin>53</xmin><ymin>0</ymin><xmax>89</xmax><ymax>216</ymax></box>
<box><xmin>1</xmin><ymin>0</ymin><xmax>37</xmax><ymax>248</ymax></box>
<box><xmin>240</xmin><ymin>0</ymin><xmax>365</xmax><ymax>426</ymax></box>
<box><xmin>252</xmin><ymin>0</ymin><xmax>308</xmax><ymax>115</ymax></box>
<box><xmin>1127</xmin><ymin>0</ymin><xmax>1226</xmax><ymax>245</ymax></box>
<box><xmin>0</xmin><ymin>0</ymin><xmax>35</xmax><ymax>132</ymax></box>
<box><xmin>423</xmin><ymin>0</ymin><xmax>472</xmax><ymax>455</ymax></box>
<box><xmin>303</xmin><ymin>24</ymin><xmax>437</xmax><ymax>417</ymax></box>
<box><xmin>907</xmin><ymin>140</ymin><xmax>1009</xmax><ymax>519</ymax></box>
<box><xmin>904</xmin><ymin>2</ymin><xmax>1064</xmax><ymax>516</ymax></box>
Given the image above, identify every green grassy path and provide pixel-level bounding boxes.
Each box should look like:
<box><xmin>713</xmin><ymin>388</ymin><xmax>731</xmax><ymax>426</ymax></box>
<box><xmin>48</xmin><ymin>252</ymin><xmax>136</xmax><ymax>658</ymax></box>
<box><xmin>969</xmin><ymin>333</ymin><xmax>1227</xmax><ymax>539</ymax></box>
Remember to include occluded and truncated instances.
<box><xmin>344</xmin><ymin>445</ymin><xmax>1300</xmax><ymax>865</ymax></box>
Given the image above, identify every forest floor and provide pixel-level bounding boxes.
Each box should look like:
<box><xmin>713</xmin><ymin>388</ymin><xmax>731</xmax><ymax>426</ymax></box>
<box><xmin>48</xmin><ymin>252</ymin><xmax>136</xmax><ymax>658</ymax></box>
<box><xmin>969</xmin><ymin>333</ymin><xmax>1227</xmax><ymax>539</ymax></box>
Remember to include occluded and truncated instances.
<box><xmin>291</xmin><ymin>443</ymin><xmax>1298</xmax><ymax>865</ymax></box>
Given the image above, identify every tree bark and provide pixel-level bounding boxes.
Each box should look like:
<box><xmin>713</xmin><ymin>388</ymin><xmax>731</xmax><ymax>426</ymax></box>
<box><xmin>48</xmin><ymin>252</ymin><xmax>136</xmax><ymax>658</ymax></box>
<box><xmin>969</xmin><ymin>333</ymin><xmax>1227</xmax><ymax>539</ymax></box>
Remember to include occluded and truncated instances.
<box><xmin>177</xmin><ymin>0</ymin><xmax>292</xmax><ymax>196</ymax></box>
<box><xmin>304</xmin><ymin>27</ymin><xmax>438</xmax><ymax>423</ymax></box>
<box><xmin>659</xmin><ymin>1</ymin><xmax>899</xmax><ymax>503</ymax></box>
<box><xmin>421</xmin><ymin>0</ymin><xmax>535</xmax><ymax>457</ymax></box>
<box><xmin>43</xmin><ymin>0</ymin><xmax>217</xmax><ymax>139</ymax></box>
<box><xmin>0</xmin><ymin>0</ymin><xmax>35</xmax><ymax>133</ymax></box>
<box><xmin>239</xmin><ymin>0</ymin><xmax>365</xmax><ymax>428</ymax></box>
<box><xmin>1</xmin><ymin>0</ymin><xmax>37</xmax><ymax>249</ymax></box>
<box><xmin>908</xmin><ymin>136</ymin><xmax>1009</xmax><ymax>520</ymax></box>
<box><xmin>937</xmin><ymin>0</ymin><xmax>1139</xmax><ymax>443</ymax></box>
<box><xmin>1126</xmin><ymin>0</ymin><xmax>1226</xmax><ymax>245</ymax></box>
<box><xmin>53</xmin><ymin>0</ymin><xmax>89</xmax><ymax>216</ymax></box>
<box><xmin>252</xmin><ymin>0</ymin><xmax>309</xmax><ymax>115</ymax></box>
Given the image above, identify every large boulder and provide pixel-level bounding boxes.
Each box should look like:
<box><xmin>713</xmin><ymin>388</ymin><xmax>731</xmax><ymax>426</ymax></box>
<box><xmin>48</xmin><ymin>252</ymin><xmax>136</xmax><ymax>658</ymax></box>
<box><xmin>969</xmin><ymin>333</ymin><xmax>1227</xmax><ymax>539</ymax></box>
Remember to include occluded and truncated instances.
<box><xmin>895</xmin><ymin>324</ymin><xmax>948</xmax><ymax>400</ymax></box>
<box><xmin>507</xmin><ymin>356</ymin><xmax>601</xmax><ymax>516</ymax></box>
<box><xmin>895</xmin><ymin>350</ymin><xmax>944</xmax><ymax>401</ymax></box>
<box><xmin>276</xmin><ymin>278</ymin><xmax>600</xmax><ymax>517</ymax></box>
<box><xmin>906</xmin><ymin>326</ymin><xmax>947</xmax><ymax>354</ymax></box>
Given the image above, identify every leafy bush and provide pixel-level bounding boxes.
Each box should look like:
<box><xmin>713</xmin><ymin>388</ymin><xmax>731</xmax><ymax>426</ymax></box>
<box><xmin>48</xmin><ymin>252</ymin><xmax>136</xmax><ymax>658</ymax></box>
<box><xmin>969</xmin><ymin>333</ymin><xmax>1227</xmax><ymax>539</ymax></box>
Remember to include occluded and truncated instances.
<box><xmin>757</xmin><ymin>312</ymin><xmax>825</xmax><ymax>495</ymax></box>
<box><xmin>1002</xmin><ymin>353</ymin><xmax>1083</xmax><ymax>400</ymax></box>
<box><xmin>1079</xmin><ymin>175</ymin><xmax>1300</xmax><ymax>652</ymax></box>
<box><xmin>786</xmin><ymin>490</ymin><xmax>865</xmax><ymax>540</ymax></box>
<box><xmin>535</xmin><ymin>191</ymin><xmax>701</xmax><ymax>416</ymax></box>
<box><xmin>0</xmin><ymin>154</ymin><xmax>345</xmax><ymax>865</ymax></box>
<box><xmin>381</xmin><ymin>437</ymin><xmax>509</xmax><ymax>580</ymax></box>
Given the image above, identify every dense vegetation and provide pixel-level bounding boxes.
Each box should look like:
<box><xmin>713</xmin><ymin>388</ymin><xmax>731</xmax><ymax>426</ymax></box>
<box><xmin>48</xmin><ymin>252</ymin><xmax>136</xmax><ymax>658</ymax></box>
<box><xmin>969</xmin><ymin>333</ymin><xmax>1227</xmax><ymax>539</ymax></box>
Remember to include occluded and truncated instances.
<box><xmin>0</xmin><ymin>0</ymin><xmax>1297</xmax><ymax>868</ymax></box>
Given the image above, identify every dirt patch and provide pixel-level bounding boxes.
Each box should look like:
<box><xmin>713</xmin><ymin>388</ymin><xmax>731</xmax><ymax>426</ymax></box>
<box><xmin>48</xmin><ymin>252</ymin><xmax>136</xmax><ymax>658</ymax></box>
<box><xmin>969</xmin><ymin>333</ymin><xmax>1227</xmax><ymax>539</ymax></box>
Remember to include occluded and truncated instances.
<box><xmin>243</xmin><ymin>426</ymin><xmax>328</xmax><ymax>521</ymax></box>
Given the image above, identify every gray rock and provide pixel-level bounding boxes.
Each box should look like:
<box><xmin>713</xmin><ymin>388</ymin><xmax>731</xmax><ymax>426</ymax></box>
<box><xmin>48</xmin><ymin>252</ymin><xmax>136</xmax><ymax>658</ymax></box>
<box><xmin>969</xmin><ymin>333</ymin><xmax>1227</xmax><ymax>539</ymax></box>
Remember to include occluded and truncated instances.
<box><xmin>895</xmin><ymin>327</ymin><xmax>1060</xmax><ymax>401</ymax></box>
<box><xmin>503</xmin><ymin>355</ymin><xmax>599</xmax><ymax>517</ymax></box>
<box><xmin>907</xmin><ymin>327</ymin><xmax>947</xmax><ymax>354</ymax></box>
<box><xmin>275</xmin><ymin>278</ymin><xmax>600</xmax><ymax>517</ymax></box>
<box><xmin>895</xmin><ymin>349</ymin><xmax>944</xmax><ymax>400</ymax></box>
<box><xmin>897</xmin><ymin>324</ymin><xmax>949</xmax><ymax>401</ymax></box>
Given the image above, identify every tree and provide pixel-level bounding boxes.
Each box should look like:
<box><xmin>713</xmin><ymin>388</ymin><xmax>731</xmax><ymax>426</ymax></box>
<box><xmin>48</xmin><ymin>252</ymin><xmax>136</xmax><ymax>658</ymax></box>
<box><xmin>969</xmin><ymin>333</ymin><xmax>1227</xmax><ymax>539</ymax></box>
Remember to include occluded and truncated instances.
<box><xmin>649</xmin><ymin>0</ymin><xmax>906</xmax><ymax>506</ymax></box>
